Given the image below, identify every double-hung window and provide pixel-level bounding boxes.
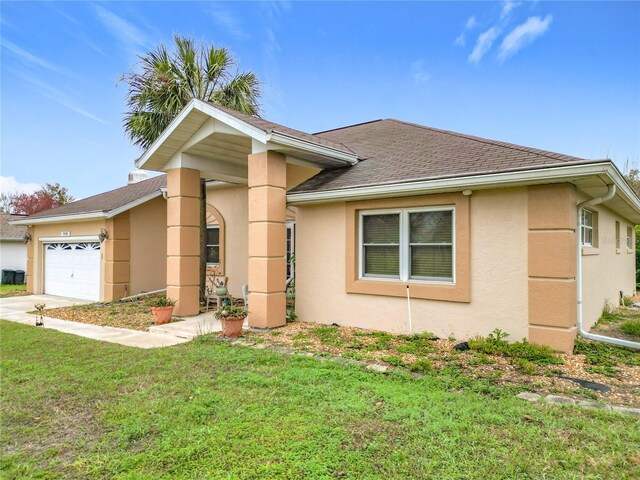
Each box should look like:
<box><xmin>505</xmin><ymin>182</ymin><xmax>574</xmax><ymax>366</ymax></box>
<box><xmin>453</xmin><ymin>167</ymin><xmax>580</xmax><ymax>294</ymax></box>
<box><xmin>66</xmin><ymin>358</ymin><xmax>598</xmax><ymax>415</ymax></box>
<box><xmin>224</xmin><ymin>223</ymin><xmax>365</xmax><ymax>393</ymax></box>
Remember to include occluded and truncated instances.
<box><xmin>581</xmin><ymin>210</ymin><xmax>594</xmax><ymax>247</ymax></box>
<box><xmin>360</xmin><ymin>207</ymin><xmax>454</xmax><ymax>283</ymax></box>
<box><xmin>206</xmin><ymin>226</ymin><xmax>220</xmax><ymax>265</ymax></box>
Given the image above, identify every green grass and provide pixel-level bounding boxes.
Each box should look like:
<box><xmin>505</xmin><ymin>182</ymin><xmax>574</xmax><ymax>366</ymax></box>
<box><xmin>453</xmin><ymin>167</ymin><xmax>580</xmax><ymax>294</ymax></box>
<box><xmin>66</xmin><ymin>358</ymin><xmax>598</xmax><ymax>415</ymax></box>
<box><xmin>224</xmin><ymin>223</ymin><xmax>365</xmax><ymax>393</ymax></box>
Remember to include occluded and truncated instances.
<box><xmin>0</xmin><ymin>284</ymin><xmax>26</xmax><ymax>298</ymax></box>
<box><xmin>620</xmin><ymin>321</ymin><xmax>640</xmax><ymax>339</ymax></box>
<box><xmin>2</xmin><ymin>320</ymin><xmax>639</xmax><ymax>479</ymax></box>
<box><xmin>468</xmin><ymin>329</ymin><xmax>563</xmax><ymax>366</ymax></box>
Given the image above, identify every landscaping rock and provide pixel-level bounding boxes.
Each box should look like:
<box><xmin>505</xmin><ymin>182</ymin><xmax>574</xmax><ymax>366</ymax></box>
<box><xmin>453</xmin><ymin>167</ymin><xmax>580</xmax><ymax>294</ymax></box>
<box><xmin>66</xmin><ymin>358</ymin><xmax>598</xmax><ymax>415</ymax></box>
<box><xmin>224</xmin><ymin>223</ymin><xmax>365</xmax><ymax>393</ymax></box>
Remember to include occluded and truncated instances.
<box><xmin>330</xmin><ymin>357</ymin><xmax>350</xmax><ymax>364</ymax></box>
<box><xmin>517</xmin><ymin>392</ymin><xmax>541</xmax><ymax>402</ymax></box>
<box><xmin>577</xmin><ymin>401</ymin><xmax>610</xmax><ymax>410</ymax></box>
<box><xmin>252</xmin><ymin>343</ymin><xmax>268</xmax><ymax>350</ymax></box>
<box><xmin>544</xmin><ymin>395</ymin><xmax>576</xmax><ymax>405</ymax></box>
<box><xmin>453</xmin><ymin>341</ymin><xmax>469</xmax><ymax>351</ymax></box>
<box><xmin>611</xmin><ymin>406</ymin><xmax>640</xmax><ymax>416</ymax></box>
<box><xmin>558</xmin><ymin>376</ymin><xmax>611</xmax><ymax>393</ymax></box>
<box><xmin>366</xmin><ymin>364</ymin><xmax>389</xmax><ymax>373</ymax></box>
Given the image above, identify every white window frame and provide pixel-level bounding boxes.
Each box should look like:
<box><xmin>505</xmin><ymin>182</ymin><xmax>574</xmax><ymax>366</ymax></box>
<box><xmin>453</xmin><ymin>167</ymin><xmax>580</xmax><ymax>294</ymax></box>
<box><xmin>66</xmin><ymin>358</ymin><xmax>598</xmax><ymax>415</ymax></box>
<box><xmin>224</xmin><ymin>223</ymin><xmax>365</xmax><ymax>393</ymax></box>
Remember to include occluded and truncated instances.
<box><xmin>358</xmin><ymin>206</ymin><xmax>456</xmax><ymax>285</ymax></box>
<box><xmin>581</xmin><ymin>209</ymin><xmax>594</xmax><ymax>247</ymax></box>
<box><xmin>286</xmin><ymin>221</ymin><xmax>295</xmax><ymax>280</ymax></box>
<box><xmin>206</xmin><ymin>225</ymin><xmax>220</xmax><ymax>266</ymax></box>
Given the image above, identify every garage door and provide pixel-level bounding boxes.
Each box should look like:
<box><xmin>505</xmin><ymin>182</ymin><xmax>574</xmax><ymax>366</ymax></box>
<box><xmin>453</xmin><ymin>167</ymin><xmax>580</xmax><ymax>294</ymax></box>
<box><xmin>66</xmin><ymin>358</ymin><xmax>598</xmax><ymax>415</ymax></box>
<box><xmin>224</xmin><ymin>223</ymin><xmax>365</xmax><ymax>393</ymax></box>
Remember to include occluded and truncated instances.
<box><xmin>44</xmin><ymin>242</ymin><xmax>101</xmax><ymax>301</ymax></box>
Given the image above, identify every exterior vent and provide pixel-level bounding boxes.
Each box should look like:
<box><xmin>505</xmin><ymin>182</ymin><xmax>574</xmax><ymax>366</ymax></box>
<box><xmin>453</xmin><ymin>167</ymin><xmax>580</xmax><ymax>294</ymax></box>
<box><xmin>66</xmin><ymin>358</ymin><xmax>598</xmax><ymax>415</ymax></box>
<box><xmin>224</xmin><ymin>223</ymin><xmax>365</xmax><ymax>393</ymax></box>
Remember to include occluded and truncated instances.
<box><xmin>128</xmin><ymin>170</ymin><xmax>148</xmax><ymax>185</ymax></box>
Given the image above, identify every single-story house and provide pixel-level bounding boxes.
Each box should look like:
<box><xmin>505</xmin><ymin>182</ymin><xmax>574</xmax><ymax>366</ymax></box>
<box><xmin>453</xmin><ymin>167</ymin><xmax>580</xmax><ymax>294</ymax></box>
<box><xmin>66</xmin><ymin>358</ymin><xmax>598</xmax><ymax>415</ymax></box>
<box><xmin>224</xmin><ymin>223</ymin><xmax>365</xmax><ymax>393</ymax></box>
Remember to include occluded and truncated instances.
<box><xmin>12</xmin><ymin>99</ymin><xmax>639</xmax><ymax>352</ymax></box>
<box><xmin>0</xmin><ymin>213</ymin><xmax>28</xmax><ymax>277</ymax></box>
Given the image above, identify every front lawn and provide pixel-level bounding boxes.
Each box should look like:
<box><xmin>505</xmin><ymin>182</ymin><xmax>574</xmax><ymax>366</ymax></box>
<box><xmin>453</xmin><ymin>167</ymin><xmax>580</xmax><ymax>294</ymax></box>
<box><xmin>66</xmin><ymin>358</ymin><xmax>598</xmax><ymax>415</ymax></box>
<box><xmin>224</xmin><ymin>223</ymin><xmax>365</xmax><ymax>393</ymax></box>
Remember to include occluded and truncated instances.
<box><xmin>1</xmin><ymin>321</ymin><xmax>639</xmax><ymax>479</ymax></box>
<box><xmin>0</xmin><ymin>284</ymin><xmax>27</xmax><ymax>298</ymax></box>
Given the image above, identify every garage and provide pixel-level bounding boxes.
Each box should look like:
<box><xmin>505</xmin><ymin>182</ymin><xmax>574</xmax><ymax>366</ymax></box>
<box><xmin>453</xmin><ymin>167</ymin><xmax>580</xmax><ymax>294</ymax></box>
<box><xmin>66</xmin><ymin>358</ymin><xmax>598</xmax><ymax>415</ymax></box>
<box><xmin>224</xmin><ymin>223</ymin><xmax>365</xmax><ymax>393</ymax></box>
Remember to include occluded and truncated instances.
<box><xmin>44</xmin><ymin>242</ymin><xmax>101</xmax><ymax>301</ymax></box>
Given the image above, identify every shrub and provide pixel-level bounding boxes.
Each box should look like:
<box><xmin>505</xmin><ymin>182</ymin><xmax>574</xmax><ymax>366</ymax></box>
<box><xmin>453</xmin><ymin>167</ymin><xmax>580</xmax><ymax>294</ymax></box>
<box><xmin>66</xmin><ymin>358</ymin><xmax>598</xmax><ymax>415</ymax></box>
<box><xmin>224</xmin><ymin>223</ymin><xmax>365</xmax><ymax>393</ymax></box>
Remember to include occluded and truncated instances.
<box><xmin>514</xmin><ymin>359</ymin><xmax>538</xmax><ymax>375</ymax></box>
<box><xmin>215</xmin><ymin>304</ymin><xmax>247</xmax><ymax>318</ymax></box>
<box><xmin>469</xmin><ymin>329</ymin><xmax>563</xmax><ymax>366</ymax></box>
<box><xmin>148</xmin><ymin>296</ymin><xmax>175</xmax><ymax>307</ymax></box>
<box><xmin>620</xmin><ymin>321</ymin><xmax>640</xmax><ymax>338</ymax></box>
<box><xmin>574</xmin><ymin>339</ymin><xmax>640</xmax><ymax>367</ymax></box>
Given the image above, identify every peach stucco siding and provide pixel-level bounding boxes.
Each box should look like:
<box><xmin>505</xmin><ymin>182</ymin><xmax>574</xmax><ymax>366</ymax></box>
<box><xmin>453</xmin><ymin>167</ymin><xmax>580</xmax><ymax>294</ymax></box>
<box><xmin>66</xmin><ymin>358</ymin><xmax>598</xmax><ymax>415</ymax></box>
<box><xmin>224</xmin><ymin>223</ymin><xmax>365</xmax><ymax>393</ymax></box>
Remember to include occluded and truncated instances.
<box><xmin>129</xmin><ymin>196</ymin><xmax>167</xmax><ymax>295</ymax></box>
<box><xmin>295</xmin><ymin>187</ymin><xmax>531</xmax><ymax>340</ymax></box>
<box><xmin>581</xmin><ymin>200</ymin><xmax>636</xmax><ymax>330</ymax></box>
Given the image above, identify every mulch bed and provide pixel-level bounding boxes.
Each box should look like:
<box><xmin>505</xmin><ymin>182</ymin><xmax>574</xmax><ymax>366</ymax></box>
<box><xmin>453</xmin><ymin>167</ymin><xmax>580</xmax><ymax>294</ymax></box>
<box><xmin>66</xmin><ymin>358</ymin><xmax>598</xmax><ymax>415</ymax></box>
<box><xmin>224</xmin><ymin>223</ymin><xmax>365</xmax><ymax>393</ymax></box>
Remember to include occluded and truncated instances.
<box><xmin>42</xmin><ymin>300</ymin><xmax>158</xmax><ymax>331</ymax></box>
<box><xmin>245</xmin><ymin>321</ymin><xmax>640</xmax><ymax>407</ymax></box>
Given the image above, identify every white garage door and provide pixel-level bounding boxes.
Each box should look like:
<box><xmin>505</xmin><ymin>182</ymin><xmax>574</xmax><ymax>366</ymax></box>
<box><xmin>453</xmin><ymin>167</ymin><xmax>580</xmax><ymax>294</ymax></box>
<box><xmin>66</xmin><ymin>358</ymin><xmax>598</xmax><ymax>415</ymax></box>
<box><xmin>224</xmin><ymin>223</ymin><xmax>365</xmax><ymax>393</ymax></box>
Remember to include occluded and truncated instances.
<box><xmin>44</xmin><ymin>242</ymin><xmax>101</xmax><ymax>301</ymax></box>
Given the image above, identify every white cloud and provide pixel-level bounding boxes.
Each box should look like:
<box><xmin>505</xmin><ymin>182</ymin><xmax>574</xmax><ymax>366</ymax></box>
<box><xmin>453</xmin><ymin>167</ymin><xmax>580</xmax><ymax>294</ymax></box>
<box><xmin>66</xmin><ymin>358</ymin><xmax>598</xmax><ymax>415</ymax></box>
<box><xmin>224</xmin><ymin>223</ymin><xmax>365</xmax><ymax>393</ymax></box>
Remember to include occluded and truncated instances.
<box><xmin>211</xmin><ymin>3</ymin><xmax>249</xmax><ymax>40</ymax></box>
<box><xmin>454</xmin><ymin>33</ymin><xmax>466</xmax><ymax>47</ymax></box>
<box><xmin>0</xmin><ymin>176</ymin><xmax>40</xmax><ymax>195</ymax></box>
<box><xmin>21</xmin><ymin>75</ymin><xmax>108</xmax><ymax>125</ymax></box>
<box><xmin>498</xmin><ymin>14</ymin><xmax>553</xmax><ymax>61</ymax></box>
<box><xmin>468</xmin><ymin>27</ymin><xmax>500</xmax><ymax>64</ymax></box>
<box><xmin>1</xmin><ymin>39</ymin><xmax>69</xmax><ymax>76</ymax></box>
<box><xmin>466</xmin><ymin>16</ymin><xmax>478</xmax><ymax>29</ymax></box>
<box><xmin>500</xmin><ymin>1</ymin><xmax>521</xmax><ymax>21</ymax></box>
<box><xmin>411</xmin><ymin>60</ymin><xmax>432</xmax><ymax>84</ymax></box>
<box><xmin>94</xmin><ymin>5</ymin><xmax>151</xmax><ymax>53</ymax></box>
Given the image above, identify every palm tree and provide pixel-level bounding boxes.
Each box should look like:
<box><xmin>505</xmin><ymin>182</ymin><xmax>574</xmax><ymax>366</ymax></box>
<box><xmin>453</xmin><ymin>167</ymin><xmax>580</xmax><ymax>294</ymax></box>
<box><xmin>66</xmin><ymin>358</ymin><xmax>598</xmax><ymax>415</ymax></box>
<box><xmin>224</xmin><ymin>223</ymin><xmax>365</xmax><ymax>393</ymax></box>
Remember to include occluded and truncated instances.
<box><xmin>122</xmin><ymin>35</ymin><xmax>261</xmax><ymax>149</ymax></box>
<box><xmin>122</xmin><ymin>35</ymin><xmax>261</xmax><ymax>302</ymax></box>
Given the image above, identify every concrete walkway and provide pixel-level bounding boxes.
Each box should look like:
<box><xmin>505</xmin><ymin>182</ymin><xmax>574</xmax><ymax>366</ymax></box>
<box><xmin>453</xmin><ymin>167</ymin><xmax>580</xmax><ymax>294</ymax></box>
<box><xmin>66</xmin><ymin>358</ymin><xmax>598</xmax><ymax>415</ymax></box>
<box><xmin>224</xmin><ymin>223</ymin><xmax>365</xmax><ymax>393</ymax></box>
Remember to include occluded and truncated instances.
<box><xmin>149</xmin><ymin>310</ymin><xmax>248</xmax><ymax>339</ymax></box>
<box><xmin>0</xmin><ymin>294</ymin><xmax>189</xmax><ymax>349</ymax></box>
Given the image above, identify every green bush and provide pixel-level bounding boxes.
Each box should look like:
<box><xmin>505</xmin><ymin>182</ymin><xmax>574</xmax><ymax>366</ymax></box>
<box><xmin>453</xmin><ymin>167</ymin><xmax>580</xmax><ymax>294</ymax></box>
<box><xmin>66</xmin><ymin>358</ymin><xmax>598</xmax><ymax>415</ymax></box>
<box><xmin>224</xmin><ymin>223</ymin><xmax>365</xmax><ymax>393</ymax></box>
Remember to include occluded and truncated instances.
<box><xmin>574</xmin><ymin>339</ymin><xmax>640</xmax><ymax>367</ymax></box>
<box><xmin>514</xmin><ymin>359</ymin><xmax>538</xmax><ymax>375</ymax></box>
<box><xmin>469</xmin><ymin>329</ymin><xmax>563</xmax><ymax>366</ymax></box>
<box><xmin>620</xmin><ymin>321</ymin><xmax>640</xmax><ymax>338</ymax></box>
<box><xmin>408</xmin><ymin>358</ymin><xmax>432</xmax><ymax>374</ymax></box>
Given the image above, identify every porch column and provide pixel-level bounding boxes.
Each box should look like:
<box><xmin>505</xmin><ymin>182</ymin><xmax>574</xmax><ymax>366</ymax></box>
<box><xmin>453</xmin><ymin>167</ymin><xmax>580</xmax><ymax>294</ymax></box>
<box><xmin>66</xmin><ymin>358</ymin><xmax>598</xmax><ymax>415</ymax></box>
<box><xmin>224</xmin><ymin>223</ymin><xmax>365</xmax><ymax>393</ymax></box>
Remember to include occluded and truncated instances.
<box><xmin>247</xmin><ymin>151</ymin><xmax>287</xmax><ymax>328</ymax></box>
<box><xmin>167</xmin><ymin>168</ymin><xmax>201</xmax><ymax>316</ymax></box>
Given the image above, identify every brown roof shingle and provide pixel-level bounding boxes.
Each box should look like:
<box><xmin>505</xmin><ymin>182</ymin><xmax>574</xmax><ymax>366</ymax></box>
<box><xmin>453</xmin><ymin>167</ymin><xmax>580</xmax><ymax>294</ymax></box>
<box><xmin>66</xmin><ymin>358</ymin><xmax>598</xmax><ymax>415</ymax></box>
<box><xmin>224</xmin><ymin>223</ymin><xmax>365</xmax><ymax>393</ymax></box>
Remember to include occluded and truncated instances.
<box><xmin>289</xmin><ymin>119</ymin><xmax>601</xmax><ymax>193</ymax></box>
<box><xmin>25</xmin><ymin>174</ymin><xmax>167</xmax><ymax>220</ymax></box>
<box><xmin>0</xmin><ymin>213</ymin><xmax>28</xmax><ymax>239</ymax></box>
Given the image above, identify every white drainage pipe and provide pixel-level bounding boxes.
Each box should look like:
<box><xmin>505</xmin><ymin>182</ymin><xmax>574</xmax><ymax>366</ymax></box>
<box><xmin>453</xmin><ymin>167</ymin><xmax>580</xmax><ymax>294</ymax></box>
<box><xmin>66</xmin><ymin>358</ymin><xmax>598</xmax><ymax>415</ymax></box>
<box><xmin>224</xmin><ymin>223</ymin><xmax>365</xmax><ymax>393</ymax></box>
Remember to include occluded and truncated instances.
<box><xmin>576</xmin><ymin>184</ymin><xmax>640</xmax><ymax>350</ymax></box>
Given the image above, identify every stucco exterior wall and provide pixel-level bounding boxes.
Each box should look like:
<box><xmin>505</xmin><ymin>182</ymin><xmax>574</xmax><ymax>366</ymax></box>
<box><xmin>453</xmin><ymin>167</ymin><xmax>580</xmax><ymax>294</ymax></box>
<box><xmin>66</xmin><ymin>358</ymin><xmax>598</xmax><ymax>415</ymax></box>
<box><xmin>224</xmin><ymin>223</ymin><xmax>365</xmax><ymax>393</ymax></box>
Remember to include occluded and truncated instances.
<box><xmin>129</xmin><ymin>196</ymin><xmax>167</xmax><ymax>294</ymax></box>
<box><xmin>581</xmin><ymin>199</ymin><xmax>636</xmax><ymax>330</ymax></box>
<box><xmin>30</xmin><ymin>219</ymin><xmax>107</xmax><ymax>298</ymax></box>
<box><xmin>0</xmin><ymin>241</ymin><xmax>27</xmax><ymax>273</ymax></box>
<box><xmin>206</xmin><ymin>185</ymin><xmax>248</xmax><ymax>298</ymax></box>
<box><xmin>295</xmin><ymin>187</ymin><xmax>530</xmax><ymax>340</ymax></box>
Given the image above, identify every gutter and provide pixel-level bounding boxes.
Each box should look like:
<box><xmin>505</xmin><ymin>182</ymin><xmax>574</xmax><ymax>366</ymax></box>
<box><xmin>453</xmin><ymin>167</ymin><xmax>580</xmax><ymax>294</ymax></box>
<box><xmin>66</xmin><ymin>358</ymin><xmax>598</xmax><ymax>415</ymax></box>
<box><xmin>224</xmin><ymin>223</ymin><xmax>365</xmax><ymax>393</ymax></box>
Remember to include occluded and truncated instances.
<box><xmin>576</xmin><ymin>184</ymin><xmax>640</xmax><ymax>350</ymax></box>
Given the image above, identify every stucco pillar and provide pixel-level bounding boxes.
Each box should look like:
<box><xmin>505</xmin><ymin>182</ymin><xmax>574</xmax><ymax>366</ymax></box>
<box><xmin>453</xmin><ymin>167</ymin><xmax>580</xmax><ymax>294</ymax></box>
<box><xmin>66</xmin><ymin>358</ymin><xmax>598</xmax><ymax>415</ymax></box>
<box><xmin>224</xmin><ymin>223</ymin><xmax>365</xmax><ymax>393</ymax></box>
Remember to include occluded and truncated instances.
<box><xmin>247</xmin><ymin>151</ymin><xmax>287</xmax><ymax>328</ymax></box>
<box><xmin>25</xmin><ymin>226</ymin><xmax>34</xmax><ymax>293</ymax></box>
<box><xmin>527</xmin><ymin>184</ymin><xmax>578</xmax><ymax>353</ymax></box>
<box><xmin>166</xmin><ymin>168</ymin><xmax>201</xmax><ymax>316</ymax></box>
<box><xmin>104</xmin><ymin>212</ymin><xmax>130</xmax><ymax>302</ymax></box>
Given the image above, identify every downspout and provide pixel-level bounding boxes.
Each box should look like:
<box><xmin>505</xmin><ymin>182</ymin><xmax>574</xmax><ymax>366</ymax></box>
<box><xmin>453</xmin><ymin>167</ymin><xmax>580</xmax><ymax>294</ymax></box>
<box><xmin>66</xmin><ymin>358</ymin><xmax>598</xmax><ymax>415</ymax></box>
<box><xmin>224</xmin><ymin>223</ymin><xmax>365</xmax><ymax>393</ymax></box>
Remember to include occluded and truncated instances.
<box><xmin>576</xmin><ymin>184</ymin><xmax>640</xmax><ymax>350</ymax></box>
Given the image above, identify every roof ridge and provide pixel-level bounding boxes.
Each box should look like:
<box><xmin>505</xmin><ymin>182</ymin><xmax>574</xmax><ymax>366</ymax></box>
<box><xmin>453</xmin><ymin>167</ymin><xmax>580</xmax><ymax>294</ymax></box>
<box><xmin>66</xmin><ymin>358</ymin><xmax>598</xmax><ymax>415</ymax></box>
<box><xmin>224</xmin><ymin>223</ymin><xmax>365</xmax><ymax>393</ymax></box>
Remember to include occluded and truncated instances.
<box><xmin>313</xmin><ymin>118</ymin><xmax>385</xmax><ymax>135</ymax></box>
<box><xmin>386</xmin><ymin>118</ymin><xmax>592</xmax><ymax>163</ymax></box>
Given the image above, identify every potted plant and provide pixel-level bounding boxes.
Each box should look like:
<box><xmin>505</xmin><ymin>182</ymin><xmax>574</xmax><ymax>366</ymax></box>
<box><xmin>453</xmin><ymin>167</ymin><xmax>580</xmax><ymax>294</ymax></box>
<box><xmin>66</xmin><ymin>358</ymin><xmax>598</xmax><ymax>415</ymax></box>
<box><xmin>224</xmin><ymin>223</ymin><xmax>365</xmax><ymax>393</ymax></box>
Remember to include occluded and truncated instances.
<box><xmin>149</xmin><ymin>296</ymin><xmax>175</xmax><ymax>325</ymax></box>
<box><xmin>215</xmin><ymin>304</ymin><xmax>247</xmax><ymax>338</ymax></box>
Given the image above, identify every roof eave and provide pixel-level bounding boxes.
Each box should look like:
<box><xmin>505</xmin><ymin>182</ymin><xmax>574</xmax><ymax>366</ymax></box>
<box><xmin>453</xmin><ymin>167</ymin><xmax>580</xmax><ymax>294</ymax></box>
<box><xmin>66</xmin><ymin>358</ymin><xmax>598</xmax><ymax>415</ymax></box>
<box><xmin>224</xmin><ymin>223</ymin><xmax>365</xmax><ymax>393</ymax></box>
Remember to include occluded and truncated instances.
<box><xmin>287</xmin><ymin>161</ymin><xmax>640</xmax><ymax>219</ymax></box>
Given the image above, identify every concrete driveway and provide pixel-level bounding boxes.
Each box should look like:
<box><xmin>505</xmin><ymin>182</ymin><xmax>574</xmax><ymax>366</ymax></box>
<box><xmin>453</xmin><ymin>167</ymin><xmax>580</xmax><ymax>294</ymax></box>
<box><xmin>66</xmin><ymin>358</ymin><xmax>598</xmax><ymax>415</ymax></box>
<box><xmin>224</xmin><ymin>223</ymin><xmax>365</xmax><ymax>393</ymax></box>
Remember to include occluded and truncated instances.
<box><xmin>0</xmin><ymin>294</ymin><xmax>189</xmax><ymax>349</ymax></box>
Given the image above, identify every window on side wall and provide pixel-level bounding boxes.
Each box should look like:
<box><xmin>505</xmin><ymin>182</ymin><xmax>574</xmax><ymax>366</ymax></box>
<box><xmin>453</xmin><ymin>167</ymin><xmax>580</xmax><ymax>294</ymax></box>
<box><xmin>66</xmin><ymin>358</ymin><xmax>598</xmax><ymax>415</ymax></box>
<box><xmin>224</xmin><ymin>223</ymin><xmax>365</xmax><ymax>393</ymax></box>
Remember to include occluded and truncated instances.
<box><xmin>206</xmin><ymin>225</ymin><xmax>220</xmax><ymax>265</ymax></box>
<box><xmin>627</xmin><ymin>226</ymin><xmax>634</xmax><ymax>250</ymax></box>
<box><xmin>359</xmin><ymin>207</ymin><xmax>454</xmax><ymax>283</ymax></box>
<box><xmin>581</xmin><ymin>209</ymin><xmax>594</xmax><ymax>247</ymax></box>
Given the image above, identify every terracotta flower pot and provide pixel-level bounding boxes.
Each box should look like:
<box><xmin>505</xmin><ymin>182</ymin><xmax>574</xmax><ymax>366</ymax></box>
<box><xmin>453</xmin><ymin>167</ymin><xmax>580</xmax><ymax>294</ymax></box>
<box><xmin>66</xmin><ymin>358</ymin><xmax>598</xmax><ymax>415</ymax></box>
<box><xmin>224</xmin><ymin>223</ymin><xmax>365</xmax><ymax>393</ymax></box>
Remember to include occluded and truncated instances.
<box><xmin>220</xmin><ymin>315</ymin><xmax>246</xmax><ymax>338</ymax></box>
<box><xmin>151</xmin><ymin>306</ymin><xmax>174</xmax><ymax>325</ymax></box>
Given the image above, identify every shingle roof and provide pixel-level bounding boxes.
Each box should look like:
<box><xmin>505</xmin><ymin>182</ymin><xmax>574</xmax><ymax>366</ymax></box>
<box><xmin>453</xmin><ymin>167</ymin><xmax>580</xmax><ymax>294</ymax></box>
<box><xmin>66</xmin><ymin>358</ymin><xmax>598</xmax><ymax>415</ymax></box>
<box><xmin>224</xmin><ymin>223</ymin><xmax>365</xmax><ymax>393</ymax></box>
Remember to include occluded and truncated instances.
<box><xmin>212</xmin><ymin>103</ymin><xmax>356</xmax><ymax>155</ymax></box>
<box><xmin>0</xmin><ymin>214</ymin><xmax>28</xmax><ymax>239</ymax></box>
<box><xmin>289</xmin><ymin>119</ymin><xmax>601</xmax><ymax>193</ymax></box>
<box><xmin>25</xmin><ymin>174</ymin><xmax>167</xmax><ymax>220</ymax></box>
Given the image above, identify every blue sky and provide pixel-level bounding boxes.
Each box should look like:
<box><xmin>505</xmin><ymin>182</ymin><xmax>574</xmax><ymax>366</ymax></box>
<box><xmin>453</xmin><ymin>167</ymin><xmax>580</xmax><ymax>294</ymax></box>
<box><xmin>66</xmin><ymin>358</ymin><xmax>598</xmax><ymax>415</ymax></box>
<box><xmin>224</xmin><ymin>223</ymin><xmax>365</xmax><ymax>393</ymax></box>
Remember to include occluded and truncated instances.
<box><xmin>1</xmin><ymin>1</ymin><xmax>639</xmax><ymax>199</ymax></box>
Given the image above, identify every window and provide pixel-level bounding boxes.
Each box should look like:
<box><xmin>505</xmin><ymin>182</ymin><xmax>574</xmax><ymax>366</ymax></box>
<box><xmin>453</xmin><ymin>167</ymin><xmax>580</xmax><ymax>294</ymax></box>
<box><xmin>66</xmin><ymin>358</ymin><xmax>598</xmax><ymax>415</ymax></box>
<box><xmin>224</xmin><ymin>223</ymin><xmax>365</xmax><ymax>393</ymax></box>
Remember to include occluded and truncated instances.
<box><xmin>627</xmin><ymin>226</ymin><xmax>634</xmax><ymax>250</ymax></box>
<box><xmin>615</xmin><ymin>221</ymin><xmax>621</xmax><ymax>250</ymax></box>
<box><xmin>360</xmin><ymin>207</ymin><xmax>454</xmax><ymax>283</ymax></box>
<box><xmin>581</xmin><ymin>210</ymin><xmax>594</xmax><ymax>247</ymax></box>
<box><xmin>286</xmin><ymin>222</ymin><xmax>295</xmax><ymax>280</ymax></box>
<box><xmin>206</xmin><ymin>226</ymin><xmax>220</xmax><ymax>264</ymax></box>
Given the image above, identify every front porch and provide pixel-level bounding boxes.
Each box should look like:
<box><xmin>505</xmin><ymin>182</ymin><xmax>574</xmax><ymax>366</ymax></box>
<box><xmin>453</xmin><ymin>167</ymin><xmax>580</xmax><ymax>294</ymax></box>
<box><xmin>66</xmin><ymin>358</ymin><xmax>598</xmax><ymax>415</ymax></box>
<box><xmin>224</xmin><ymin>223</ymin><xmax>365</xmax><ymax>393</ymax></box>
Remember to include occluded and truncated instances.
<box><xmin>137</xmin><ymin>99</ymin><xmax>357</xmax><ymax>328</ymax></box>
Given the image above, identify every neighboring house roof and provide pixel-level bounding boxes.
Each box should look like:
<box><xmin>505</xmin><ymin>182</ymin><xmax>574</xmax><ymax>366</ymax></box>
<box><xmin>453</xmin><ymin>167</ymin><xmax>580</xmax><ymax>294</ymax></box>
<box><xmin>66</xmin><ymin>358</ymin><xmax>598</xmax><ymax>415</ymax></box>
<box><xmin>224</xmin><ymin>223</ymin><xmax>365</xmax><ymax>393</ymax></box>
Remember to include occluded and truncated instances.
<box><xmin>211</xmin><ymin>103</ymin><xmax>356</xmax><ymax>156</ymax></box>
<box><xmin>0</xmin><ymin>213</ymin><xmax>28</xmax><ymax>240</ymax></box>
<box><xmin>290</xmin><ymin>119</ymin><xmax>601</xmax><ymax>194</ymax></box>
<box><xmin>11</xmin><ymin>175</ymin><xmax>167</xmax><ymax>224</ymax></box>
